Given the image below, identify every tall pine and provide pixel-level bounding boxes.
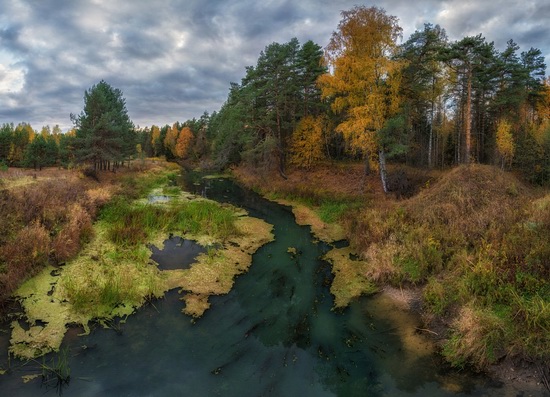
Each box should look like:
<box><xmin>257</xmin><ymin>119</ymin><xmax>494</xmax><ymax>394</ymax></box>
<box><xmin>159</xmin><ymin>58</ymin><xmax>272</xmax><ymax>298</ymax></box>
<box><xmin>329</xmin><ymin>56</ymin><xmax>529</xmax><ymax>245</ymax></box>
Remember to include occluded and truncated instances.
<box><xmin>72</xmin><ymin>80</ymin><xmax>135</xmax><ymax>171</ymax></box>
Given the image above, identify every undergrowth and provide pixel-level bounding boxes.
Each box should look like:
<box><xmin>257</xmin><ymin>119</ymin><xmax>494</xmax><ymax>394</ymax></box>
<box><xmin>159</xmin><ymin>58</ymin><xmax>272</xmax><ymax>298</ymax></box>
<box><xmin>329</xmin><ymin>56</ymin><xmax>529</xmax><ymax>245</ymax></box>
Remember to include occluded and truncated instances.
<box><xmin>0</xmin><ymin>179</ymin><xmax>97</xmax><ymax>304</ymax></box>
<box><xmin>343</xmin><ymin>164</ymin><xmax>549</xmax><ymax>370</ymax></box>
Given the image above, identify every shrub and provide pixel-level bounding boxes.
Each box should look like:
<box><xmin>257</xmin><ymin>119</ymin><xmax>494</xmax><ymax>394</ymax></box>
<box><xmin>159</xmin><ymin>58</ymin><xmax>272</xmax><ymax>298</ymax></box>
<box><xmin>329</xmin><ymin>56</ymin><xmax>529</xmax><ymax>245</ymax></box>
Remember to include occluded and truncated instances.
<box><xmin>423</xmin><ymin>276</ymin><xmax>451</xmax><ymax>315</ymax></box>
<box><xmin>0</xmin><ymin>222</ymin><xmax>51</xmax><ymax>301</ymax></box>
<box><xmin>52</xmin><ymin>204</ymin><xmax>94</xmax><ymax>262</ymax></box>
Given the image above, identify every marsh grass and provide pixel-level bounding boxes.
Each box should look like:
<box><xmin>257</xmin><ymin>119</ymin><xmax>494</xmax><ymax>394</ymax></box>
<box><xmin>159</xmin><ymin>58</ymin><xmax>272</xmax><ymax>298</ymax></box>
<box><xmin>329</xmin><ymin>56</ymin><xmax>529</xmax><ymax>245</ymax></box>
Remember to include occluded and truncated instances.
<box><xmin>36</xmin><ymin>347</ymin><xmax>71</xmax><ymax>392</ymax></box>
<box><xmin>5</xmin><ymin>162</ymin><xmax>251</xmax><ymax>358</ymax></box>
<box><xmin>101</xmin><ymin>197</ymin><xmax>240</xmax><ymax>247</ymax></box>
<box><xmin>60</xmin><ymin>250</ymin><xmax>164</xmax><ymax>318</ymax></box>
<box><xmin>318</xmin><ymin>199</ymin><xmax>362</xmax><ymax>223</ymax></box>
<box><xmin>59</xmin><ymin>169</ymin><xmax>242</xmax><ymax>319</ymax></box>
<box><xmin>118</xmin><ymin>168</ymin><xmax>180</xmax><ymax>200</ymax></box>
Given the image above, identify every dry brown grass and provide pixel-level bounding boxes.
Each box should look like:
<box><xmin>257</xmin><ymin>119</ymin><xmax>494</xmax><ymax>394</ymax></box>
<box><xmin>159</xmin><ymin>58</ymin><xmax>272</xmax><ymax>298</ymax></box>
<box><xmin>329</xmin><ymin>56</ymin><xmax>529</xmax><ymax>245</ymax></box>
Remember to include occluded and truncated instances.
<box><xmin>0</xmin><ymin>222</ymin><xmax>51</xmax><ymax>295</ymax></box>
<box><xmin>443</xmin><ymin>306</ymin><xmax>509</xmax><ymax>369</ymax></box>
<box><xmin>0</xmin><ymin>161</ymin><xmax>169</xmax><ymax>307</ymax></box>
<box><xmin>51</xmin><ymin>204</ymin><xmax>94</xmax><ymax>262</ymax></box>
<box><xmin>405</xmin><ymin>164</ymin><xmax>529</xmax><ymax>242</ymax></box>
<box><xmin>232</xmin><ymin>162</ymin><xmax>371</xmax><ymax>201</ymax></box>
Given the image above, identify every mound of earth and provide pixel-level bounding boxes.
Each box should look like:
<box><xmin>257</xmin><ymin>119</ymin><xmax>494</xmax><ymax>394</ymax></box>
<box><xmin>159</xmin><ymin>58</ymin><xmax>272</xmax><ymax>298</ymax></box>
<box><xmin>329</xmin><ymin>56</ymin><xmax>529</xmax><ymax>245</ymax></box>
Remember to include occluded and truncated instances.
<box><xmin>405</xmin><ymin>164</ymin><xmax>530</xmax><ymax>239</ymax></box>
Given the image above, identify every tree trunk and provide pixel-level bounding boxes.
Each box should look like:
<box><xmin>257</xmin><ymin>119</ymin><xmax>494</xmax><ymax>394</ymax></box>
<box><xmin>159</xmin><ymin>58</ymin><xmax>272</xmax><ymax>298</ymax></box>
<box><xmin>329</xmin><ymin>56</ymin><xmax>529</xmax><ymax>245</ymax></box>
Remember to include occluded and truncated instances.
<box><xmin>428</xmin><ymin>76</ymin><xmax>435</xmax><ymax>168</ymax></box>
<box><xmin>379</xmin><ymin>149</ymin><xmax>388</xmax><ymax>194</ymax></box>
<box><xmin>464</xmin><ymin>68</ymin><xmax>472</xmax><ymax>164</ymax></box>
<box><xmin>360</xmin><ymin>153</ymin><xmax>371</xmax><ymax>192</ymax></box>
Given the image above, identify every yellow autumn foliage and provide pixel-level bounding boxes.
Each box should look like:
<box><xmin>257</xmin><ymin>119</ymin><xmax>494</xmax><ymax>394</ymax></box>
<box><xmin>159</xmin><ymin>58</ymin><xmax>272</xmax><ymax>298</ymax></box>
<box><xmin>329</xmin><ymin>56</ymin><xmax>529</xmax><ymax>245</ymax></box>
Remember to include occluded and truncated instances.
<box><xmin>495</xmin><ymin>119</ymin><xmax>515</xmax><ymax>168</ymax></box>
<box><xmin>289</xmin><ymin>115</ymin><xmax>325</xmax><ymax>168</ymax></box>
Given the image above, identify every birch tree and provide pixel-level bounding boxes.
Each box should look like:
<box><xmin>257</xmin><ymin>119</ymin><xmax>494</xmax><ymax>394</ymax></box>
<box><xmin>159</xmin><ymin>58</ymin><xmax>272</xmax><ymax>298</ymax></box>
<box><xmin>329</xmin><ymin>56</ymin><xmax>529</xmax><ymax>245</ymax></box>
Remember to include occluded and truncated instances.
<box><xmin>318</xmin><ymin>5</ymin><xmax>404</xmax><ymax>192</ymax></box>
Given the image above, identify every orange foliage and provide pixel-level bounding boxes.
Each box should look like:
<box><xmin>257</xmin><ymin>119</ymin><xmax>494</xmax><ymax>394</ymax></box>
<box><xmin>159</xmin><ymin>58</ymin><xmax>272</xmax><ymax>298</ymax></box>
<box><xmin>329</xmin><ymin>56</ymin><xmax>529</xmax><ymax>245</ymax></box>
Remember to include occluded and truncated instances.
<box><xmin>175</xmin><ymin>127</ymin><xmax>194</xmax><ymax>158</ymax></box>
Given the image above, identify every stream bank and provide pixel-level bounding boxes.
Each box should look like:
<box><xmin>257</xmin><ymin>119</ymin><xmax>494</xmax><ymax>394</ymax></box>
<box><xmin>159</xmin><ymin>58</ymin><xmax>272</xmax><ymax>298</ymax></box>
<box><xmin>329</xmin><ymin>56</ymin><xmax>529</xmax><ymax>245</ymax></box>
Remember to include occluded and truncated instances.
<box><xmin>0</xmin><ymin>168</ymin><xmax>546</xmax><ymax>396</ymax></box>
<box><xmin>229</xmin><ymin>164</ymin><xmax>550</xmax><ymax>395</ymax></box>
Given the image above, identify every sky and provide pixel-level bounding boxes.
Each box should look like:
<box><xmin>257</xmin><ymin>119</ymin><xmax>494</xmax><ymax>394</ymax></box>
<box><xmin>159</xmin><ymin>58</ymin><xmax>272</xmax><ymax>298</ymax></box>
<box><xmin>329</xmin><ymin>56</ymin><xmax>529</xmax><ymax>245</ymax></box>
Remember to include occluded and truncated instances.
<box><xmin>0</xmin><ymin>0</ymin><xmax>549</xmax><ymax>131</ymax></box>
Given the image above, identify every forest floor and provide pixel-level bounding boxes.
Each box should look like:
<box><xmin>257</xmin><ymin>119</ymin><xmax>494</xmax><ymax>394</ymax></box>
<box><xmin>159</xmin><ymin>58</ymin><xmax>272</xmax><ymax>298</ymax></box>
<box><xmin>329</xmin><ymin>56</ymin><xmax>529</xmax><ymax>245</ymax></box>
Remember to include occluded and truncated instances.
<box><xmin>231</xmin><ymin>161</ymin><xmax>550</xmax><ymax>395</ymax></box>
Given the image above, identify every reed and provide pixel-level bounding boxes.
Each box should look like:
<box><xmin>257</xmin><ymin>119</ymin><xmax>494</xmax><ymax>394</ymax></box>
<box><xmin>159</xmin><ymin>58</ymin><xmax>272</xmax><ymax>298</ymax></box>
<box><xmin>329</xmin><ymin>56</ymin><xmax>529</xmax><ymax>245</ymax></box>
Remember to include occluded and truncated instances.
<box><xmin>36</xmin><ymin>347</ymin><xmax>71</xmax><ymax>392</ymax></box>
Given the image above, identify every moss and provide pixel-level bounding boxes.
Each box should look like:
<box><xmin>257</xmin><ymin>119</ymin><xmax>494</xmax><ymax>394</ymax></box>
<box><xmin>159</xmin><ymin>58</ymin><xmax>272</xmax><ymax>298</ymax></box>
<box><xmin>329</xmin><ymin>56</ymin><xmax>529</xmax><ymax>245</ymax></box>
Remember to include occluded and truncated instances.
<box><xmin>274</xmin><ymin>198</ymin><xmax>346</xmax><ymax>243</ymax></box>
<box><xmin>9</xmin><ymin>168</ymin><xmax>274</xmax><ymax>357</ymax></box>
<box><xmin>10</xmin><ymin>265</ymin><xmax>88</xmax><ymax>359</ymax></box>
<box><xmin>323</xmin><ymin>247</ymin><xmax>378</xmax><ymax>308</ymax></box>
<box><xmin>166</xmin><ymin>215</ymin><xmax>274</xmax><ymax>318</ymax></box>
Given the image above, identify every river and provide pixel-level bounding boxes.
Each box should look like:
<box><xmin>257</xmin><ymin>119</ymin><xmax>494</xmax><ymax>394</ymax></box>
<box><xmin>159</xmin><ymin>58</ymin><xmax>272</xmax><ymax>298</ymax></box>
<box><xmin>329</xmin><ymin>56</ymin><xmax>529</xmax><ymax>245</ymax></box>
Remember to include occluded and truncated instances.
<box><xmin>0</xmin><ymin>174</ymin><xmax>529</xmax><ymax>396</ymax></box>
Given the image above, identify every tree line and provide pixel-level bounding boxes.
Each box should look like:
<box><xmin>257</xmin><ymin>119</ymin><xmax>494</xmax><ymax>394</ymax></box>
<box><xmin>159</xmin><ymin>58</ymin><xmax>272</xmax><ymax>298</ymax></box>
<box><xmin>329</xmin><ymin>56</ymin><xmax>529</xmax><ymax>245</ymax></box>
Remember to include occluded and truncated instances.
<box><xmin>0</xmin><ymin>123</ymin><xmax>75</xmax><ymax>170</ymax></box>
<box><xmin>1</xmin><ymin>6</ymin><xmax>549</xmax><ymax>187</ymax></box>
<box><xmin>207</xmin><ymin>6</ymin><xmax>550</xmax><ymax>187</ymax></box>
<box><xmin>0</xmin><ymin>80</ymin><xmax>210</xmax><ymax>171</ymax></box>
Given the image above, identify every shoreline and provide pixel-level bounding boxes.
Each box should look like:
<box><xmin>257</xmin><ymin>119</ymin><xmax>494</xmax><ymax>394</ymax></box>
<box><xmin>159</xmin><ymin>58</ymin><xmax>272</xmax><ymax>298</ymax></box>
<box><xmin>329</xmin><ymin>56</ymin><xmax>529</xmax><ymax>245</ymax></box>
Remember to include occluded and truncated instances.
<box><xmin>381</xmin><ymin>284</ymin><xmax>548</xmax><ymax>395</ymax></box>
<box><xmin>228</xmin><ymin>166</ymin><xmax>549</xmax><ymax>396</ymax></box>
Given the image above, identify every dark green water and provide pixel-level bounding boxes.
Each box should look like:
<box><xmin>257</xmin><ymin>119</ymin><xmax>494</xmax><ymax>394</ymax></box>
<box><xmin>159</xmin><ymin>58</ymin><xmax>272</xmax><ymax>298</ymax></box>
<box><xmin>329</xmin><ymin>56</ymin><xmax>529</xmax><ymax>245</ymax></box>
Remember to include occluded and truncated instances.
<box><xmin>0</xmin><ymin>176</ymin><xmax>536</xmax><ymax>396</ymax></box>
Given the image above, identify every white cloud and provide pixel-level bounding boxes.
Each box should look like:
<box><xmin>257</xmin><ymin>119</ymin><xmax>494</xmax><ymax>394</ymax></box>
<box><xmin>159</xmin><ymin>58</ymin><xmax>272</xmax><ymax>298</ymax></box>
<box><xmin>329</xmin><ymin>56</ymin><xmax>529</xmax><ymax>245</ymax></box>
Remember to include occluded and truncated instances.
<box><xmin>0</xmin><ymin>0</ymin><xmax>547</xmax><ymax>130</ymax></box>
<box><xmin>0</xmin><ymin>63</ymin><xmax>25</xmax><ymax>93</ymax></box>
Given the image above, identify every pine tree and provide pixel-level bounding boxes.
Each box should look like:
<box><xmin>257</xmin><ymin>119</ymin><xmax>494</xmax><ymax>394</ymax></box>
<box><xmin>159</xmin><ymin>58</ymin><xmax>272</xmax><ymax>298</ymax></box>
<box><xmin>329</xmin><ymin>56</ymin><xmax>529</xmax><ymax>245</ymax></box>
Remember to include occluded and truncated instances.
<box><xmin>72</xmin><ymin>80</ymin><xmax>134</xmax><ymax>171</ymax></box>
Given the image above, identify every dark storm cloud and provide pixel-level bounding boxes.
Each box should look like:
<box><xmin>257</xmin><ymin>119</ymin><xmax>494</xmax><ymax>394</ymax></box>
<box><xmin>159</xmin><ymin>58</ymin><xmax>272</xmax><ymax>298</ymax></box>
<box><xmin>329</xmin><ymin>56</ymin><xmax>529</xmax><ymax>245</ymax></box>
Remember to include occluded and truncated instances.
<box><xmin>0</xmin><ymin>0</ymin><xmax>548</xmax><ymax>131</ymax></box>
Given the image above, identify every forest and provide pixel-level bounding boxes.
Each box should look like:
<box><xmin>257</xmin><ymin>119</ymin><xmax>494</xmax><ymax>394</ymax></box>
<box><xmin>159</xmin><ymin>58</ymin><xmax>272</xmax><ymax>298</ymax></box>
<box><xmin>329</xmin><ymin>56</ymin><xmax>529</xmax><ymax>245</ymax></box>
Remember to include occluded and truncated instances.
<box><xmin>0</xmin><ymin>5</ymin><xmax>549</xmax><ymax>385</ymax></box>
<box><xmin>1</xmin><ymin>7</ymin><xmax>549</xmax><ymax>186</ymax></box>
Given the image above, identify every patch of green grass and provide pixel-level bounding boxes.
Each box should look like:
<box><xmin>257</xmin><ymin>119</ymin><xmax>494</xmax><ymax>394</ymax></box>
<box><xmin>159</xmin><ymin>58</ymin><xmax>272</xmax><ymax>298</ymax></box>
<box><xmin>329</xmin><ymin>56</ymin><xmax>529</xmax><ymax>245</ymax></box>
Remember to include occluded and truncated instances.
<box><xmin>100</xmin><ymin>194</ymin><xmax>240</xmax><ymax>248</ymax></box>
<box><xmin>171</xmin><ymin>200</ymin><xmax>239</xmax><ymax>241</ymax></box>
<box><xmin>119</xmin><ymin>170</ymin><xmax>177</xmax><ymax>200</ymax></box>
<box><xmin>162</xmin><ymin>186</ymin><xmax>181</xmax><ymax>196</ymax></box>
<box><xmin>317</xmin><ymin>200</ymin><xmax>353</xmax><ymax>223</ymax></box>
<box><xmin>423</xmin><ymin>277</ymin><xmax>450</xmax><ymax>315</ymax></box>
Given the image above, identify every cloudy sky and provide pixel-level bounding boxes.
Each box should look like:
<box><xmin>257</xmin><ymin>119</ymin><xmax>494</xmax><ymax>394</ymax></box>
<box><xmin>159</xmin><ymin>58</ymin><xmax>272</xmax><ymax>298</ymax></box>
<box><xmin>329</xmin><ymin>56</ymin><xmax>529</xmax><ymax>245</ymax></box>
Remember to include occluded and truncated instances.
<box><xmin>1</xmin><ymin>0</ymin><xmax>549</xmax><ymax>131</ymax></box>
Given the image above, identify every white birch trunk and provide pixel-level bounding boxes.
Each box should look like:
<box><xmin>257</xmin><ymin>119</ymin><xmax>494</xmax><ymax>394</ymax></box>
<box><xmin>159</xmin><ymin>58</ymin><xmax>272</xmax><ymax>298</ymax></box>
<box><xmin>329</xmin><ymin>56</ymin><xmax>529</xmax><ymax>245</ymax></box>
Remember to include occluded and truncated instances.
<box><xmin>379</xmin><ymin>149</ymin><xmax>388</xmax><ymax>194</ymax></box>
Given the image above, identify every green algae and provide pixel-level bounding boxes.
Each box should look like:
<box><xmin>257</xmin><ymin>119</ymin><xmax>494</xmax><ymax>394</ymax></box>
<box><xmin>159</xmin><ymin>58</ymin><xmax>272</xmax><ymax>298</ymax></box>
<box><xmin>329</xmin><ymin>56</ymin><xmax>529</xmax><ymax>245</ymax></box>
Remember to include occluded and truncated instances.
<box><xmin>165</xmin><ymin>215</ymin><xmax>274</xmax><ymax>318</ymax></box>
<box><xmin>9</xmin><ymin>173</ymin><xmax>274</xmax><ymax>359</ymax></box>
<box><xmin>10</xmin><ymin>265</ymin><xmax>89</xmax><ymax>359</ymax></box>
<box><xmin>323</xmin><ymin>247</ymin><xmax>378</xmax><ymax>308</ymax></box>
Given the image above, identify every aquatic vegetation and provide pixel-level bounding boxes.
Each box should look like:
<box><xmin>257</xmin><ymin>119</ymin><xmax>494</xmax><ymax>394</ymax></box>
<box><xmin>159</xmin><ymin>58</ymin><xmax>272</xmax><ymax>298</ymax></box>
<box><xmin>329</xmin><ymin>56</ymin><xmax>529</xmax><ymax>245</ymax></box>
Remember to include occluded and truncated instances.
<box><xmin>323</xmin><ymin>247</ymin><xmax>378</xmax><ymax>308</ymax></box>
<box><xmin>10</xmin><ymin>265</ymin><xmax>89</xmax><ymax>359</ymax></box>
<box><xmin>8</xmin><ymin>167</ymin><xmax>274</xmax><ymax>358</ymax></box>
<box><xmin>165</xmin><ymin>215</ymin><xmax>274</xmax><ymax>318</ymax></box>
<box><xmin>36</xmin><ymin>347</ymin><xmax>71</xmax><ymax>391</ymax></box>
<box><xmin>273</xmin><ymin>198</ymin><xmax>346</xmax><ymax>243</ymax></box>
